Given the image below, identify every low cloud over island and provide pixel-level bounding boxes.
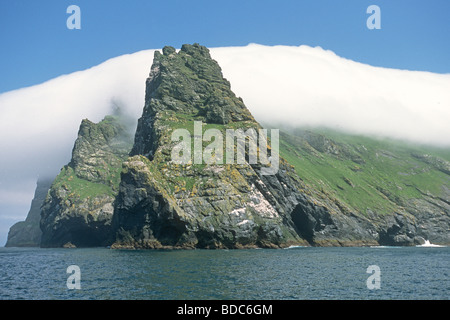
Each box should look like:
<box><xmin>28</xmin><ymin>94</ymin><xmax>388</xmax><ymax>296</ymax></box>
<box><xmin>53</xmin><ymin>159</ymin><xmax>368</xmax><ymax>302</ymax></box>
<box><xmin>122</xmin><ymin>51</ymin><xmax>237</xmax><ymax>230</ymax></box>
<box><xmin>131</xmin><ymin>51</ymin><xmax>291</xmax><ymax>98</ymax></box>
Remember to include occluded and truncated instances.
<box><xmin>0</xmin><ymin>43</ymin><xmax>449</xmax><ymax>244</ymax></box>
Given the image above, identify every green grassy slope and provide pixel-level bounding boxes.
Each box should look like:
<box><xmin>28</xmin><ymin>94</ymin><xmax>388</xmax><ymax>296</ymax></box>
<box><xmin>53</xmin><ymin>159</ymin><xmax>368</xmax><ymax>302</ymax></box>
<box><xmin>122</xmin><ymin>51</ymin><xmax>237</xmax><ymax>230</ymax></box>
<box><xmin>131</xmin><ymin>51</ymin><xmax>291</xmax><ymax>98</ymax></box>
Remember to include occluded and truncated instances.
<box><xmin>278</xmin><ymin>127</ymin><xmax>450</xmax><ymax>218</ymax></box>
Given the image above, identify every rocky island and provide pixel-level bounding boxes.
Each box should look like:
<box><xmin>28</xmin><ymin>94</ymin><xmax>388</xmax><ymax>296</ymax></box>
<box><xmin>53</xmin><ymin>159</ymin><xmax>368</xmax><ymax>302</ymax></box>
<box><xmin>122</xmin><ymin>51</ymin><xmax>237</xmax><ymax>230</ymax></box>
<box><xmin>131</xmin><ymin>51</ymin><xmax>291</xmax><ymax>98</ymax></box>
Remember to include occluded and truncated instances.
<box><xmin>6</xmin><ymin>43</ymin><xmax>449</xmax><ymax>248</ymax></box>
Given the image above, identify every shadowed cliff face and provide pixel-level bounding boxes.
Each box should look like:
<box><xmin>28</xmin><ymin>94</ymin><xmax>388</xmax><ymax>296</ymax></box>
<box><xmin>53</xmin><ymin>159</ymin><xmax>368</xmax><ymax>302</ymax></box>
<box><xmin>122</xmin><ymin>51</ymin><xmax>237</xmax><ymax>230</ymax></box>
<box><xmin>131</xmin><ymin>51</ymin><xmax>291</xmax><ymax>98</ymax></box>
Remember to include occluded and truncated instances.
<box><xmin>40</xmin><ymin>115</ymin><xmax>133</xmax><ymax>248</ymax></box>
<box><xmin>5</xmin><ymin>178</ymin><xmax>54</xmax><ymax>247</ymax></box>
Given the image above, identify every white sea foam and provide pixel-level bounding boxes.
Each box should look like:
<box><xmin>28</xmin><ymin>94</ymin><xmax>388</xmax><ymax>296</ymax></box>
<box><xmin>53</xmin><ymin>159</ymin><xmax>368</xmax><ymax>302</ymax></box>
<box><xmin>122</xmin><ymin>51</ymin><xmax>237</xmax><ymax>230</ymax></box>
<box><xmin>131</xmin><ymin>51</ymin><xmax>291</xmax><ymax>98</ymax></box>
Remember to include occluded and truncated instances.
<box><xmin>416</xmin><ymin>240</ymin><xmax>446</xmax><ymax>248</ymax></box>
<box><xmin>284</xmin><ymin>245</ymin><xmax>308</xmax><ymax>249</ymax></box>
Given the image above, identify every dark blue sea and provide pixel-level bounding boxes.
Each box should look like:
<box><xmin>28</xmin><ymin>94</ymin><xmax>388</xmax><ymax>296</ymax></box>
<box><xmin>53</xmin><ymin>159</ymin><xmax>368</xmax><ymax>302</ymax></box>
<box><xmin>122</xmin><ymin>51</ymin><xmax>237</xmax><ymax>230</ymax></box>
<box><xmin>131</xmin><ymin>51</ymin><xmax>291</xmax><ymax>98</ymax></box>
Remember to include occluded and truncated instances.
<box><xmin>0</xmin><ymin>246</ymin><xmax>448</xmax><ymax>300</ymax></box>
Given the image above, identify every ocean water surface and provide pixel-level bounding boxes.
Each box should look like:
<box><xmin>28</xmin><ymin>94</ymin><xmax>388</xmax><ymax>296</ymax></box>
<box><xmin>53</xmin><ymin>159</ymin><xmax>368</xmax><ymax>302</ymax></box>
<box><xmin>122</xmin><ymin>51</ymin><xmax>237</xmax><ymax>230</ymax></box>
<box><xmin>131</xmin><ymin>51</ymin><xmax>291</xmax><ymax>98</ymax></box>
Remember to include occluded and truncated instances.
<box><xmin>0</xmin><ymin>246</ymin><xmax>448</xmax><ymax>300</ymax></box>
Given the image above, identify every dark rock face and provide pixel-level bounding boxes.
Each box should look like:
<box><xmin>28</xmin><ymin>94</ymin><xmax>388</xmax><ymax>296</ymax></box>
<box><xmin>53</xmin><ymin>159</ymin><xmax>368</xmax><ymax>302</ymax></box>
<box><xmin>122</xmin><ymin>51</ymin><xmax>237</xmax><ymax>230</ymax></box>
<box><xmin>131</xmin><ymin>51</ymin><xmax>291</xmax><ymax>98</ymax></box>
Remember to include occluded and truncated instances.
<box><xmin>401</xmin><ymin>189</ymin><xmax>450</xmax><ymax>245</ymax></box>
<box><xmin>5</xmin><ymin>178</ymin><xmax>53</xmax><ymax>247</ymax></box>
<box><xmin>113</xmin><ymin>156</ymin><xmax>312</xmax><ymax>248</ymax></box>
<box><xmin>40</xmin><ymin>115</ymin><xmax>133</xmax><ymax>247</ymax></box>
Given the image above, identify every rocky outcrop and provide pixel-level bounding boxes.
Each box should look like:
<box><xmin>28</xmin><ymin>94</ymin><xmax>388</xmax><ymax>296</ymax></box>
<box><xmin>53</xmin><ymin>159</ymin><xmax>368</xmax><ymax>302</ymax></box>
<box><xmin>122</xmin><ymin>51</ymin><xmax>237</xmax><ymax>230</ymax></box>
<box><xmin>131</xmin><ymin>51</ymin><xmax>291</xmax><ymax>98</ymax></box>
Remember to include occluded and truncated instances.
<box><xmin>113</xmin><ymin>44</ymin><xmax>298</xmax><ymax>248</ymax></box>
<box><xmin>5</xmin><ymin>178</ymin><xmax>53</xmax><ymax>247</ymax></box>
<box><xmin>130</xmin><ymin>44</ymin><xmax>255</xmax><ymax>159</ymax></box>
<box><xmin>111</xmin><ymin>44</ymin><xmax>380</xmax><ymax>249</ymax></box>
<box><xmin>40</xmin><ymin>115</ymin><xmax>133</xmax><ymax>247</ymax></box>
<box><xmin>400</xmin><ymin>187</ymin><xmax>450</xmax><ymax>245</ymax></box>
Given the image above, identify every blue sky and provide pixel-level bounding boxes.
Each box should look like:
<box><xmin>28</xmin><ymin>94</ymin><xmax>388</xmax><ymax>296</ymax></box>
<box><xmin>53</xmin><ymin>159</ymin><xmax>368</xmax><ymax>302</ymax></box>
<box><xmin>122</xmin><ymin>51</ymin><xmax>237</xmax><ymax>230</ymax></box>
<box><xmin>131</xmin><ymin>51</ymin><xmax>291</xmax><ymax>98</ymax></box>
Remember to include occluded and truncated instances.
<box><xmin>1</xmin><ymin>0</ymin><xmax>449</xmax><ymax>94</ymax></box>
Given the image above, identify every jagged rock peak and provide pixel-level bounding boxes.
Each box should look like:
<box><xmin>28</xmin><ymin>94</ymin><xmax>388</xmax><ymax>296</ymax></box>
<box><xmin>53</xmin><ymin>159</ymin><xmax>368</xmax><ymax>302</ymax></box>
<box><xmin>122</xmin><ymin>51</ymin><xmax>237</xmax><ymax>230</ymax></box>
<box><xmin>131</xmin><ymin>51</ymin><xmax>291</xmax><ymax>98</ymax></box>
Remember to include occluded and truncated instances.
<box><xmin>131</xmin><ymin>43</ymin><xmax>254</xmax><ymax>158</ymax></box>
<box><xmin>70</xmin><ymin>115</ymin><xmax>133</xmax><ymax>184</ymax></box>
<box><xmin>40</xmin><ymin>115</ymin><xmax>133</xmax><ymax>248</ymax></box>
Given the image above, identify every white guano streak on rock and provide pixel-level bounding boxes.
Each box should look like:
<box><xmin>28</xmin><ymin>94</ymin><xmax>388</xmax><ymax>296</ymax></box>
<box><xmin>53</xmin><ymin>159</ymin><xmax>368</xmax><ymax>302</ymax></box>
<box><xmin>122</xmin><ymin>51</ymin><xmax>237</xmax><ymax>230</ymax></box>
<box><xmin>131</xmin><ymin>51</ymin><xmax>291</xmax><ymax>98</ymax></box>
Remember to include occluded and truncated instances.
<box><xmin>248</xmin><ymin>184</ymin><xmax>278</xmax><ymax>218</ymax></box>
<box><xmin>237</xmin><ymin>219</ymin><xmax>249</xmax><ymax>226</ymax></box>
<box><xmin>229</xmin><ymin>207</ymin><xmax>246</xmax><ymax>216</ymax></box>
